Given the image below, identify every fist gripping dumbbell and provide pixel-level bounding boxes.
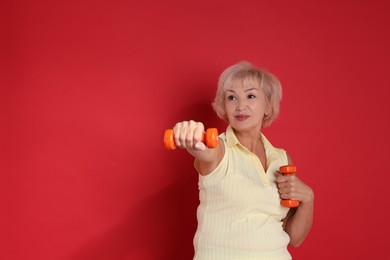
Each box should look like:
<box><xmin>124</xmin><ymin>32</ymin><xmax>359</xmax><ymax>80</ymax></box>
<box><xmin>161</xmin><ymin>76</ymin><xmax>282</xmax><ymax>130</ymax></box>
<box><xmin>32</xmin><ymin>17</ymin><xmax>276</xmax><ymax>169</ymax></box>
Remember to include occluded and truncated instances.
<box><xmin>279</xmin><ymin>165</ymin><xmax>300</xmax><ymax>208</ymax></box>
<box><xmin>164</xmin><ymin>128</ymin><xmax>219</xmax><ymax>150</ymax></box>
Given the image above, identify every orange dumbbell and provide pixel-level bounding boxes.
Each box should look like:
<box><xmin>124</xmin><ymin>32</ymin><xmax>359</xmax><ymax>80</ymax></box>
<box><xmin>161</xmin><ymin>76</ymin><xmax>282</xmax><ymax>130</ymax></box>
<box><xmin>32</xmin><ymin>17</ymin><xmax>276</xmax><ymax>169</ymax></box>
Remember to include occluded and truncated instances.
<box><xmin>279</xmin><ymin>165</ymin><xmax>300</xmax><ymax>208</ymax></box>
<box><xmin>164</xmin><ymin>128</ymin><xmax>219</xmax><ymax>150</ymax></box>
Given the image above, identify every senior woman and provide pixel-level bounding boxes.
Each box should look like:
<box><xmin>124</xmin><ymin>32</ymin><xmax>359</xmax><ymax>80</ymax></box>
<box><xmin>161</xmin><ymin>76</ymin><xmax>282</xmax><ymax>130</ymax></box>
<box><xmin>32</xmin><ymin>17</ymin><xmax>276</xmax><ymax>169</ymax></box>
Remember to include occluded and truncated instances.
<box><xmin>172</xmin><ymin>61</ymin><xmax>314</xmax><ymax>260</ymax></box>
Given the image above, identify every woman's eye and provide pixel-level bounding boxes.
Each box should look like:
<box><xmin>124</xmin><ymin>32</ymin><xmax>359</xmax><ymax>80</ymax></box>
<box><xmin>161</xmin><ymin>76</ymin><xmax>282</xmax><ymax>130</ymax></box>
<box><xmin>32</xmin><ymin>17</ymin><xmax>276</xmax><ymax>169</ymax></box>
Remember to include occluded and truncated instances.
<box><xmin>248</xmin><ymin>94</ymin><xmax>256</xmax><ymax>99</ymax></box>
<box><xmin>227</xmin><ymin>95</ymin><xmax>236</xmax><ymax>101</ymax></box>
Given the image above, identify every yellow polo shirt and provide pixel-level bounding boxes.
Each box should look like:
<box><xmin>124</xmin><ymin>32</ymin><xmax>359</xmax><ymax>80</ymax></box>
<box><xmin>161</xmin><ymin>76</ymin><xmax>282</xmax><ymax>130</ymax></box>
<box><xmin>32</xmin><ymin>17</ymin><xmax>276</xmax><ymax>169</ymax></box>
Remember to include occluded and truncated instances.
<box><xmin>193</xmin><ymin>125</ymin><xmax>291</xmax><ymax>260</ymax></box>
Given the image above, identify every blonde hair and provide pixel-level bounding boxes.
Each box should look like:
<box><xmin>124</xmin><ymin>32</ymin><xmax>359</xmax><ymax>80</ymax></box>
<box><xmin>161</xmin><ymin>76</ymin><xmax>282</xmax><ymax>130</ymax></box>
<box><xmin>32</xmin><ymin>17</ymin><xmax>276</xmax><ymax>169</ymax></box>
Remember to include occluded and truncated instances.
<box><xmin>212</xmin><ymin>61</ymin><xmax>283</xmax><ymax>128</ymax></box>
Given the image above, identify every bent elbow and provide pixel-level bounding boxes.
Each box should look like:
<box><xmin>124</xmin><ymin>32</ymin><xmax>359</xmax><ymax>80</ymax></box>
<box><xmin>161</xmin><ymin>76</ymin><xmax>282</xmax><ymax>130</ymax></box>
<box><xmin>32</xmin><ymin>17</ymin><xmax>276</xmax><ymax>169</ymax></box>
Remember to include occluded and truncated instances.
<box><xmin>289</xmin><ymin>238</ymin><xmax>304</xmax><ymax>248</ymax></box>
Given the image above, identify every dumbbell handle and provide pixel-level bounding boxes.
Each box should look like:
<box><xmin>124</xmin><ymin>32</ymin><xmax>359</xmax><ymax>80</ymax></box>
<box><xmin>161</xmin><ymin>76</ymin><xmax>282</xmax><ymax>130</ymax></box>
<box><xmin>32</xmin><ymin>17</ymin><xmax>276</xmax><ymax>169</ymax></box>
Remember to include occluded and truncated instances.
<box><xmin>279</xmin><ymin>165</ymin><xmax>300</xmax><ymax>208</ymax></box>
<box><xmin>164</xmin><ymin>128</ymin><xmax>218</xmax><ymax>150</ymax></box>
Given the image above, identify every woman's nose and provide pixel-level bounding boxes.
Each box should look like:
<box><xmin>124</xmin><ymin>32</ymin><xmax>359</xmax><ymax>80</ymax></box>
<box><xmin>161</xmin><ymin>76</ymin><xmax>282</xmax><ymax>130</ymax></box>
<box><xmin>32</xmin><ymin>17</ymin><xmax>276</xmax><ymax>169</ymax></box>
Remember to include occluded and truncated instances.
<box><xmin>236</xmin><ymin>100</ymin><xmax>246</xmax><ymax>111</ymax></box>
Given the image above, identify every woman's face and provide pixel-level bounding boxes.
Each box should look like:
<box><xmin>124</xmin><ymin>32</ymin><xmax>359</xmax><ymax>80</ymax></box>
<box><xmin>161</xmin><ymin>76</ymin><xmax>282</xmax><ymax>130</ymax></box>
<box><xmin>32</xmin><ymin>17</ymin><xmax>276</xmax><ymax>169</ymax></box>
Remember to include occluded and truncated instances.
<box><xmin>224</xmin><ymin>79</ymin><xmax>269</xmax><ymax>133</ymax></box>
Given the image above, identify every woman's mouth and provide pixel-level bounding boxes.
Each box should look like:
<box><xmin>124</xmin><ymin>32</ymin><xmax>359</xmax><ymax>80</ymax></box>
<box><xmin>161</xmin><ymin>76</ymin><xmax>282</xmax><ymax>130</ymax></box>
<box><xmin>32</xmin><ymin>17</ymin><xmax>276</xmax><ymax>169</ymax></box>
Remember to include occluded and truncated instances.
<box><xmin>235</xmin><ymin>115</ymin><xmax>249</xmax><ymax>121</ymax></box>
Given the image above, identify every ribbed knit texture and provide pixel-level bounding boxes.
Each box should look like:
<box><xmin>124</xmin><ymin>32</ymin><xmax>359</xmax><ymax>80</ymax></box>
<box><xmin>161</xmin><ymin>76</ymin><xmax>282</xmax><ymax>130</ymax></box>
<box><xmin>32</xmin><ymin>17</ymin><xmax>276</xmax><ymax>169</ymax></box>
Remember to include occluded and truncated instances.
<box><xmin>193</xmin><ymin>126</ymin><xmax>292</xmax><ymax>260</ymax></box>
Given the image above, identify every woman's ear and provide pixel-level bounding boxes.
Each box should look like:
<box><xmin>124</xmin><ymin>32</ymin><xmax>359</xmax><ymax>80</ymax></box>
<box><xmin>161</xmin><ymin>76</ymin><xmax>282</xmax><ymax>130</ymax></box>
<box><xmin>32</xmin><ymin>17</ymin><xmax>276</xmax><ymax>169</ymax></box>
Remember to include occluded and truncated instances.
<box><xmin>265</xmin><ymin>100</ymin><xmax>272</xmax><ymax>117</ymax></box>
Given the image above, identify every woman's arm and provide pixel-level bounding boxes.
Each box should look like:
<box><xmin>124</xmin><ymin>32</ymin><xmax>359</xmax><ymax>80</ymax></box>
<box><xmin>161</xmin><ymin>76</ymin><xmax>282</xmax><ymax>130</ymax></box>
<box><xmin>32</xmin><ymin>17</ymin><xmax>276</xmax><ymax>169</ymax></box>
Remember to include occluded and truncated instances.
<box><xmin>283</xmin><ymin>190</ymin><xmax>314</xmax><ymax>247</ymax></box>
<box><xmin>173</xmin><ymin>120</ymin><xmax>224</xmax><ymax>175</ymax></box>
<box><xmin>278</xmin><ymin>154</ymin><xmax>314</xmax><ymax>247</ymax></box>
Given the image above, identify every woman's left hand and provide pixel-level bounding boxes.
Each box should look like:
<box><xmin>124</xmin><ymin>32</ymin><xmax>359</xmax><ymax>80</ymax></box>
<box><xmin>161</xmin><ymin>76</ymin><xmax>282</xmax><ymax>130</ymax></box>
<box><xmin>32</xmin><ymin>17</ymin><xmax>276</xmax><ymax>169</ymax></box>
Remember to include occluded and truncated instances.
<box><xmin>275</xmin><ymin>172</ymin><xmax>314</xmax><ymax>204</ymax></box>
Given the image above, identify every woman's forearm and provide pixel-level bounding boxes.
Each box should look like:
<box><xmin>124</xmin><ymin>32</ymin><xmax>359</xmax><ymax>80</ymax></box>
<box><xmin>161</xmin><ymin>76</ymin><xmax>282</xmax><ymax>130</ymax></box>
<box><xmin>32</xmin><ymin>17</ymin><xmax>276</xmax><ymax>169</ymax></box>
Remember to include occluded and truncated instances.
<box><xmin>286</xmin><ymin>197</ymin><xmax>314</xmax><ymax>247</ymax></box>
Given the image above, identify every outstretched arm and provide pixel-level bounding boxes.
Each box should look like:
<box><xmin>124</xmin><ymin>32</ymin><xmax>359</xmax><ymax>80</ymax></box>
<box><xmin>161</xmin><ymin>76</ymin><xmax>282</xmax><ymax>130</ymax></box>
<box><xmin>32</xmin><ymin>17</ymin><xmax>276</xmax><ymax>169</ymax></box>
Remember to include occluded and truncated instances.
<box><xmin>173</xmin><ymin>120</ymin><xmax>224</xmax><ymax>176</ymax></box>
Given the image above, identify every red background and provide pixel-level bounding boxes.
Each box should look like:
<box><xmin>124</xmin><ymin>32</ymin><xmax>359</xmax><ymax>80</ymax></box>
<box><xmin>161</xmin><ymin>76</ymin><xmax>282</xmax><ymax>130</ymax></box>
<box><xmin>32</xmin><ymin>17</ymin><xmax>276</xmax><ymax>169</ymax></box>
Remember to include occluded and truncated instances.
<box><xmin>2</xmin><ymin>0</ymin><xmax>390</xmax><ymax>259</ymax></box>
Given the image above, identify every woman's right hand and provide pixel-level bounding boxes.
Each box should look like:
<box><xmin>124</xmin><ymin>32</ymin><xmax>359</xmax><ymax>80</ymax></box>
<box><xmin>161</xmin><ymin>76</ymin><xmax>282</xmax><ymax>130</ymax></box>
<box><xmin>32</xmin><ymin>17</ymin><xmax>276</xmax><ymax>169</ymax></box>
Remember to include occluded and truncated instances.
<box><xmin>173</xmin><ymin>120</ymin><xmax>207</xmax><ymax>151</ymax></box>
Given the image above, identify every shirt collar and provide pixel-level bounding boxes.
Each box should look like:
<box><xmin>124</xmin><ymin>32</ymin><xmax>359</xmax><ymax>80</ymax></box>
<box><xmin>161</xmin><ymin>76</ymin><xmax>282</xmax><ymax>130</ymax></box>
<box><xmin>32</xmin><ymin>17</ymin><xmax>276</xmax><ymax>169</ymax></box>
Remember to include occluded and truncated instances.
<box><xmin>225</xmin><ymin>125</ymin><xmax>280</xmax><ymax>159</ymax></box>
<box><xmin>225</xmin><ymin>125</ymin><xmax>240</xmax><ymax>147</ymax></box>
<box><xmin>225</xmin><ymin>125</ymin><xmax>266</xmax><ymax>148</ymax></box>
